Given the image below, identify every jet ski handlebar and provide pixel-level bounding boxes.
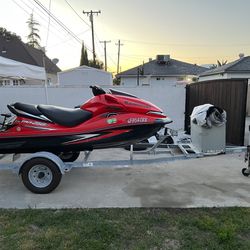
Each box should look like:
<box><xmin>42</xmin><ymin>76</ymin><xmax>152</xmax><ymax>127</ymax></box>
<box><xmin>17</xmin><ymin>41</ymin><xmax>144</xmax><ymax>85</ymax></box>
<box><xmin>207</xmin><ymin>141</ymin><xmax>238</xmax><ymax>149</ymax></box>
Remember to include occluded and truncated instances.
<box><xmin>90</xmin><ymin>85</ymin><xmax>106</xmax><ymax>96</ymax></box>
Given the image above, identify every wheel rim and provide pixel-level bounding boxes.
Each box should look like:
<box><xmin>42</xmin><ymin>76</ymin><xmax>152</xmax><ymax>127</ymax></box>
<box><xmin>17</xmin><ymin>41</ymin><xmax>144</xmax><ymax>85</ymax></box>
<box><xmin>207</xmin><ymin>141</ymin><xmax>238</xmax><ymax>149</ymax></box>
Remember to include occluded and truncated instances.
<box><xmin>28</xmin><ymin>164</ymin><xmax>53</xmax><ymax>188</ymax></box>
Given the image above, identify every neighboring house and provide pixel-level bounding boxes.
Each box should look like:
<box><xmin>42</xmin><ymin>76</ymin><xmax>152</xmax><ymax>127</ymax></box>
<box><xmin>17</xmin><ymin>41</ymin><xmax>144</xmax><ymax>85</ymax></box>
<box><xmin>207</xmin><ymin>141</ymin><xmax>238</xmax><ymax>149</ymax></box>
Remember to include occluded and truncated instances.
<box><xmin>198</xmin><ymin>56</ymin><xmax>250</xmax><ymax>82</ymax></box>
<box><xmin>116</xmin><ymin>55</ymin><xmax>207</xmax><ymax>87</ymax></box>
<box><xmin>198</xmin><ymin>55</ymin><xmax>250</xmax><ymax>116</ymax></box>
<box><xmin>58</xmin><ymin>65</ymin><xmax>112</xmax><ymax>86</ymax></box>
<box><xmin>0</xmin><ymin>34</ymin><xmax>60</xmax><ymax>85</ymax></box>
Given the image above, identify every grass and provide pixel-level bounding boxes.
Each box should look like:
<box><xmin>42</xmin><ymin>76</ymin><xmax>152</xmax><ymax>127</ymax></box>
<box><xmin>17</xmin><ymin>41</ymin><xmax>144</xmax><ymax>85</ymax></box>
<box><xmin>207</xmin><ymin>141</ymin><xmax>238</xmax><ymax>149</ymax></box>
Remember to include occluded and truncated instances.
<box><xmin>0</xmin><ymin>207</ymin><xmax>250</xmax><ymax>250</ymax></box>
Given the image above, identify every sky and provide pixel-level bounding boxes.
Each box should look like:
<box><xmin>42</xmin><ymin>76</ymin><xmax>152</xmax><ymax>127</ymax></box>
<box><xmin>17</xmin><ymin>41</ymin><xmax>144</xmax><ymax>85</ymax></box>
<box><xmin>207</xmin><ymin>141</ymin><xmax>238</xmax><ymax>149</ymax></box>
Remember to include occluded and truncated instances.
<box><xmin>1</xmin><ymin>0</ymin><xmax>250</xmax><ymax>73</ymax></box>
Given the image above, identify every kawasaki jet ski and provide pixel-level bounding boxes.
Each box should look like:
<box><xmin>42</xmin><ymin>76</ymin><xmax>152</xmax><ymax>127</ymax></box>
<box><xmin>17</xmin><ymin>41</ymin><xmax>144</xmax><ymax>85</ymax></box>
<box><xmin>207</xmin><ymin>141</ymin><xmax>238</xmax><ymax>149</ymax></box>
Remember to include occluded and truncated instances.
<box><xmin>0</xmin><ymin>86</ymin><xmax>172</xmax><ymax>157</ymax></box>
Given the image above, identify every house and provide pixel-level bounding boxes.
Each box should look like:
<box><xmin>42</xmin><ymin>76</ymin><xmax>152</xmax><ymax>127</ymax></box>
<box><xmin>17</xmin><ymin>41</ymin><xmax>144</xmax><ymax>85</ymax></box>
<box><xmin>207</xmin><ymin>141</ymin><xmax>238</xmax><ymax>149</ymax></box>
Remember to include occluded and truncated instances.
<box><xmin>198</xmin><ymin>56</ymin><xmax>250</xmax><ymax>82</ymax></box>
<box><xmin>58</xmin><ymin>65</ymin><xmax>112</xmax><ymax>86</ymax></box>
<box><xmin>198</xmin><ymin>55</ymin><xmax>250</xmax><ymax>116</ymax></box>
<box><xmin>0</xmin><ymin>33</ymin><xmax>60</xmax><ymax>85</ymax></box>
<box><xmin>116</xmin><ymin>55</ymin><xmax>207</xmax><ymax>87</ymax></box>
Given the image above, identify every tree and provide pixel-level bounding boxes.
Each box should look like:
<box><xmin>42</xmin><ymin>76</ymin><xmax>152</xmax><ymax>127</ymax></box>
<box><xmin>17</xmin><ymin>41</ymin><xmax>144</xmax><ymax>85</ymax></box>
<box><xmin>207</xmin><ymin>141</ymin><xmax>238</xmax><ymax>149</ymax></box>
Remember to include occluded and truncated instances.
<box><xmin>0</xmin><ymin>27</ymin><xmax>21</xmax><ymax>40</ymax></box>
<box><xmin>217</xmin><ymin>59</ymin><xmax>227</xmax><ymax>67</ymax></box>
<box><xmin>26</xmin><ymin>13</ymin><xmax>41</xmax><ymax>48</ymax></box>
<box><xmin>209</xmin><ymin>59</ymin><xmax>227</xmax><ymax>69</ymax></box>
<box><xmin>79</xmin><ymin>44</ymin><xmax>104</xmax><ymax>69</ymax></box>
<box><xmin>209</xmin><ymin>64</ymin><xmax>217</xmax><ymax>69</ymax></box>
<box><xmin>113</xmin><ymin>77</ymin><xmax>121</xmax><ymax>85</ymax></box>
<box><xmin>89</xmin><ymin>58</ymin><xmax>104</xmax><ymax>69</ymax></box>
<box><xmin>80</xmin><ymin>42</ymin><xmax>89</xmax><ymax>66</ymax></box>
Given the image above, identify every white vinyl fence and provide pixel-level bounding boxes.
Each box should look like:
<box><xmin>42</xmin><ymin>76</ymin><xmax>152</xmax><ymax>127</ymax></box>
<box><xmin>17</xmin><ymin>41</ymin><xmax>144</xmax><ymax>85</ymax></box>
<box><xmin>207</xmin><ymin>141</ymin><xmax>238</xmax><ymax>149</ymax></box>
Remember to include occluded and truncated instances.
<box><xmin>0</xmin><ymin>85</ymin><xmax>186</xmax><ymax>130</ymax></box>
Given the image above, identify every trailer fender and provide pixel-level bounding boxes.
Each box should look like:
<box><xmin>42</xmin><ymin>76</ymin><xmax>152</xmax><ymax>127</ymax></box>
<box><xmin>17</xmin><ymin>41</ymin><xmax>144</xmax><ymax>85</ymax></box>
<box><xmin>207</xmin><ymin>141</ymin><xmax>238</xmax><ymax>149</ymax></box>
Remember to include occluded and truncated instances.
<box><xmin>18</xmin><ymin>152</ymin><xmax>67</xmax><ymax>175</ymax></box>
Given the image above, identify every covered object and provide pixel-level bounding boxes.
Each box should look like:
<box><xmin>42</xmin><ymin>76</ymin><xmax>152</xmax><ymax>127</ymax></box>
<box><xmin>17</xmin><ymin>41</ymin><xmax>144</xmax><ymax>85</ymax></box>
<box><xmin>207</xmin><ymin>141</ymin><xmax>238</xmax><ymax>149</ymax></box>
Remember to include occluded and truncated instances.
<box><xmin>191</xmin><ymin>104</ymin><xmax>226</xmax><ymax>154</ymax></box>
<box><xmin>0</xmin><ymin>56</ymin><xmax>46</xmax><ymax>80</ymax></box>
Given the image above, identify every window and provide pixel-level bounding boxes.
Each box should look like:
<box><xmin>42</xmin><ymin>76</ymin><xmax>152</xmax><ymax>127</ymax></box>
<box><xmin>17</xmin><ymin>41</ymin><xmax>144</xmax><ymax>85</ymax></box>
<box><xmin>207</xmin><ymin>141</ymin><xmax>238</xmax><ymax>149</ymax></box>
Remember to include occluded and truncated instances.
<box><xmin>13</xmin><ymin>80</ymin><xmax>19</xmax><ymax>86</ymax></box>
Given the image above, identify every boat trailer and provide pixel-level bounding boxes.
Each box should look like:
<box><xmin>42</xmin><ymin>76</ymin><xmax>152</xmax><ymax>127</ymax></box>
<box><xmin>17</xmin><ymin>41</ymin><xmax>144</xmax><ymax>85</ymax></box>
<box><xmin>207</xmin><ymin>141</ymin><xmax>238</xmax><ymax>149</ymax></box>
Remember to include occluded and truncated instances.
<box><xmin>0</xmin><ymin>133</ymin><xmax>248</xmax><ymax>194</ymax></box>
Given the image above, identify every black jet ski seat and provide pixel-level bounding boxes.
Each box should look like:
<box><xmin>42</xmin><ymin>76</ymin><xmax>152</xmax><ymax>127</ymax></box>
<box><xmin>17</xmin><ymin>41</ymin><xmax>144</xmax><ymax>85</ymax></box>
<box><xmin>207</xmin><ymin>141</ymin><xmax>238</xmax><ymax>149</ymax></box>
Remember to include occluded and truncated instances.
<box><xmin>10</xmin><ymin>102</ymin><xmax>42</xmax><ymax>116</ymax></box>
<box><xmin>37</xmin><ymin>104</ymin><xmax>92</xmax><ymax>127</ymax></box>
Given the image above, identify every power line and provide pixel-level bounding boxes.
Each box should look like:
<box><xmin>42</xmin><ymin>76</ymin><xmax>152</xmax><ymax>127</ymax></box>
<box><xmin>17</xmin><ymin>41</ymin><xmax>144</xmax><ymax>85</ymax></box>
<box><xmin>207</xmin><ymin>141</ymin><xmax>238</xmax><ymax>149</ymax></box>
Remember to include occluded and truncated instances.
<box><xmin>24</xmin><ymin>0</ymin><xmax>69</xmax><ymax>41</ymax></box>
<box><xmin>12</xmin><ymin>0</ymin><xmax>66</xmax><ymax>44</ymax></box>
<box><xmin>12</xmin><ymin>0</ymin><xmax>31</xmax><ymax>16</ymax></box>
<box><xmin>63</xmin><ymin>0</ymin><xmax>102</xmax><ymax>57</ymax></box>
<box><xmin>122</xmin><ymin>39</ymin><xmax>250</xmax><ymax>47</ymax></box>
<box><xmin>63</xmin><ymin>1</ymin><xmax>102</xmax><ymax>50</ymax></box>
<box><xmin>47</xmin><ymin>29</ymin><xmax>90</xmax><ymax>48</ymax></box>
<box><xmin>33</xmin><ymin>0</ymin><xmax>93</xmax><ymax>53</ymax></box>
<box><xmin>64</xmin><ymin>0</ymin><xmax>90</xmax><ymax>28</ymax></box>
<box><xmin>33</xmin><ymin>0</ymin><xmax>81</xmax><ymax>43</ymax></box>
<box><xmin>62</xmin><ymin>1</ymin><xmax>117</xmax><ymax>68</ymax></box>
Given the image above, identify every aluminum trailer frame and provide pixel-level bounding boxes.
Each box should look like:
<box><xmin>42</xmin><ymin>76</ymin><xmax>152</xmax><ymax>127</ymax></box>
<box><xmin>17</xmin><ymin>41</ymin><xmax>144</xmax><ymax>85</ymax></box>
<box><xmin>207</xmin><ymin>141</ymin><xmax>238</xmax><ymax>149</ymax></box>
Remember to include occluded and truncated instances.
<box><xmin>0</xmin><ymin>135</ymin><xmax>248</xmax><ymax>194</ymax></box>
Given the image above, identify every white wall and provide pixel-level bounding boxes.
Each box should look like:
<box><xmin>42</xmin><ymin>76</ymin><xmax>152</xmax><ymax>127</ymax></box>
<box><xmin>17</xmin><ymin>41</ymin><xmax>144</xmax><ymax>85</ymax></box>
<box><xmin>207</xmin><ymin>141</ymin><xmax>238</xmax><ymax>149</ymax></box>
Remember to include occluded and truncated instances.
<box><xmin>58</xmin><ymin>69</ymin><xmax>112</xmax><ymax>86</ymax></box>
<box><xmin>0</xmin><ymin>85</ymin><xmax>186</xmax><ymax>130</ymax></box>
<box><xmin>47</xmin><ymin>73</ymin><xmax>58</xmax><ymax>85</ymax></box>
<box><xmin>120</xmin><ymin>76</ymin><xmax>179</xmax><ymax>87</ymax></box>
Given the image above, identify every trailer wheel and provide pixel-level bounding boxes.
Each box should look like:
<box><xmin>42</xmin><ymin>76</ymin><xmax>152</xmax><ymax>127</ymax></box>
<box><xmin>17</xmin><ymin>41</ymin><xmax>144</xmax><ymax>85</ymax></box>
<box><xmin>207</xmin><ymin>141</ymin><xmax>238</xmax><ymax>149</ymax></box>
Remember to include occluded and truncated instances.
<box><xmin>57</xmin><ymin>151</ymin><xmax>80</xmax><ymax>162</ymax></box>
<box><xmin>242</xmin><ymin>168</ymin><xmax>250</xmax><ymax>177</ymax></box>
<box><xmin>21</xmin><ymin>158</ymin><xmax>62</xmax><ymax>194</ymax></box>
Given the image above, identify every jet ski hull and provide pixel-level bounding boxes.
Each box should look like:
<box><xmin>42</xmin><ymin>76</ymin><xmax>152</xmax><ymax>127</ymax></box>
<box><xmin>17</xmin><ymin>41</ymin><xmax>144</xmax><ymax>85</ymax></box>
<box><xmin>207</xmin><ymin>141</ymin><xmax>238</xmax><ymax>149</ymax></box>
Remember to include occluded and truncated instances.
<box><xmin>0</xmin><ymin>123</ymin><xmax>163</xmax><ymax>154</ymax></box>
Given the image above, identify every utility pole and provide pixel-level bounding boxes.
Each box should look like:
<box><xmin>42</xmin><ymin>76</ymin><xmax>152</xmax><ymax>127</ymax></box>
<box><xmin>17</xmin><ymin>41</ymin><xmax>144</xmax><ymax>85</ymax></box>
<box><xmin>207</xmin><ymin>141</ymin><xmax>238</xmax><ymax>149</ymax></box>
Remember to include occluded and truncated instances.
<box><xmin>116</xmin><ymin>40</ymin><xmax>123</xmax><ymax>74</ymax></box>
<box><xmin>83</xmin><ymin>10</ymin><xmax>101</xmax><ymax>65</ymax></box>
<box><xmin>100</xmin><ymin>40</ymin><xmax>111</xmax><ymax>71</ymax></box>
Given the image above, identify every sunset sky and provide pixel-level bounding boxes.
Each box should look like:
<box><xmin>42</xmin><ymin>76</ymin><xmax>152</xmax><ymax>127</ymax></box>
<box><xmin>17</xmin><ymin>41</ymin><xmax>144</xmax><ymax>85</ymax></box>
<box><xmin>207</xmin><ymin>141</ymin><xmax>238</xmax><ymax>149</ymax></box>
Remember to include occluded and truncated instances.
<box><xmin>1</xmin><ymin>0</ymin><xmax>250</xmax><ymax>73</ymax></box>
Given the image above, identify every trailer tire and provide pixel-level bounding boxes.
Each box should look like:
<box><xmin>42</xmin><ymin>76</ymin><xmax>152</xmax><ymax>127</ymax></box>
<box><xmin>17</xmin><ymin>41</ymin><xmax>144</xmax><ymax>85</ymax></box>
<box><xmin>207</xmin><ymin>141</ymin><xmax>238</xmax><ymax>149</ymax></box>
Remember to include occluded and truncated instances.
<box><xmin>242</xmin><ymin>168</ymin><xmax>250</xmax><ymax>177</ymax></box>
<box><xmin>21</xmin><ymin>157</ymin><xmax>62</xmax><ymax>194</ymax></box>
<box><xmin>57</xmin><ymin>151</ymin><xmax>80</xmax><ymax>162</ymax></box>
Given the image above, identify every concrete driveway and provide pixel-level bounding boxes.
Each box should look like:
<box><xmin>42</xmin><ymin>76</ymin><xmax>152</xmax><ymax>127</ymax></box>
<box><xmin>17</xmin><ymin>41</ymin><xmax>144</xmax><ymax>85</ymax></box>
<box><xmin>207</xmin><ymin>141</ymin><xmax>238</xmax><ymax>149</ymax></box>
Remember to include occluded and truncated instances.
<box><xmin>0</xmin><ymin>149</ymin><xmax>249</xmax><ymax>209</ymax></box>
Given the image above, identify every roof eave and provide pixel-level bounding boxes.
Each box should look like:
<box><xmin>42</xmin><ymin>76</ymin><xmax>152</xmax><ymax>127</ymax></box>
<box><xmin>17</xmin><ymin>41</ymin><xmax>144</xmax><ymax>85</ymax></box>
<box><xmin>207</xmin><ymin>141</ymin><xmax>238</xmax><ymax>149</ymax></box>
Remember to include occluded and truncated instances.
<box><xmin>118</xmin><ymin>74</ymin><xmax>199</xmax><ymax>77</ymax></box>
<box><xmin>200</xmin><ymin>70</ymin><xmax>225</xmax><ymax>77</ymax></box>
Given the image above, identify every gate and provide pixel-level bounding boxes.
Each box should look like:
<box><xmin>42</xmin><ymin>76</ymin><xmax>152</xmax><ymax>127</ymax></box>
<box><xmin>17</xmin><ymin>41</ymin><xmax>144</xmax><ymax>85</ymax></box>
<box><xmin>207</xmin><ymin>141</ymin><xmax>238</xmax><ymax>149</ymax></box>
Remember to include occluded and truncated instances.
<box><xmin>185</xmin><ymin>79</ymin><xmax>248</xmax><ymax>146</ymax></box>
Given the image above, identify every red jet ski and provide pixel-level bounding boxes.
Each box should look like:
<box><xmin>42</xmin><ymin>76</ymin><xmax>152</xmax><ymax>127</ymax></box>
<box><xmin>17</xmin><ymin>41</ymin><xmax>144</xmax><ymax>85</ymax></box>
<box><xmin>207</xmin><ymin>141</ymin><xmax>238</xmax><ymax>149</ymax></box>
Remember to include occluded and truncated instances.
<box><xmin>0</xmin><ymin>86</ymin><xmax>172</xmax><ymax>158</ymax></box>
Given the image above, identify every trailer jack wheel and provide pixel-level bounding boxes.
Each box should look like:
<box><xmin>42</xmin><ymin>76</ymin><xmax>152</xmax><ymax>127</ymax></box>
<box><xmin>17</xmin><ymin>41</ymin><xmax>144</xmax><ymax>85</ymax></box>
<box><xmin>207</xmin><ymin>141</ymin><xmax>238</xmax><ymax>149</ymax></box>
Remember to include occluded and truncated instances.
<box><xmin>242</xmin><ymin>168</ymin><xmax>250</xmax><ymax>177</ymax></box>
<box><xmin>20</xmin><ymin>157</ymin><xmax>62</xmax><ymax>194</ymax></box>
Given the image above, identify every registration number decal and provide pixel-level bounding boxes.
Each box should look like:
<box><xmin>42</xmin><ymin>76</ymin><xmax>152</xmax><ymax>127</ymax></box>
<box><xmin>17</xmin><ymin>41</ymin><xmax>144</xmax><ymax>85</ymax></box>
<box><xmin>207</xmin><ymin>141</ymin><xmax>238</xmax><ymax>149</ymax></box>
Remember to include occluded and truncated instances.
<box><xmin>127</xmin><ymin>118</ymin><xmax>148</xmax><ymax>124</ymax></box>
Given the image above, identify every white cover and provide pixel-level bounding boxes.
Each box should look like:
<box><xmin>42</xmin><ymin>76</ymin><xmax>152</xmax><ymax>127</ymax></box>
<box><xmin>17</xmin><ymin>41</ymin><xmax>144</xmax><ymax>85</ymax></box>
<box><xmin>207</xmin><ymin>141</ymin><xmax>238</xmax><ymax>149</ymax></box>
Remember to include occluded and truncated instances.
<box><xmin>191</xmin><ymin>104</ymin><xmax>226</xmax><ymax>128</ymax></box>
<box><xmin>0</xmin><ymin>56</ymin><xmax>46</xmax><ymax>80</ymax></box>
<box><xmin>191</xmin><ymin>104</ymin><xmax>213</xmax><ymax>126</ymax></box>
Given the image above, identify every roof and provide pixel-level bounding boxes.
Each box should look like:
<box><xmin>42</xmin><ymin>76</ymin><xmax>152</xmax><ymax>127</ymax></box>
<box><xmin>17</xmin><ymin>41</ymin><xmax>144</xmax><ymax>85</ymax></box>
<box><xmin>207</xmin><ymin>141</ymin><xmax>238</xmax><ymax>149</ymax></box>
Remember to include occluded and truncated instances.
<box><xmin>59</xmin><ymin>65</ymin><xmax>110</xmax><ymax>74</ymax></box>
<box><xmin>116</xmin><ymin>58</ymin><xmax>207</xmax><ymax>77</ymax></box>
<box><xmin>200</xmin><ymin>56</ymin><xmax>250</xmax><ymax>77</ymax></box>
<box><xmin>0</xmin><ymin>34</ymin><xmax>61</xmax><ymax>74</ymax></box>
